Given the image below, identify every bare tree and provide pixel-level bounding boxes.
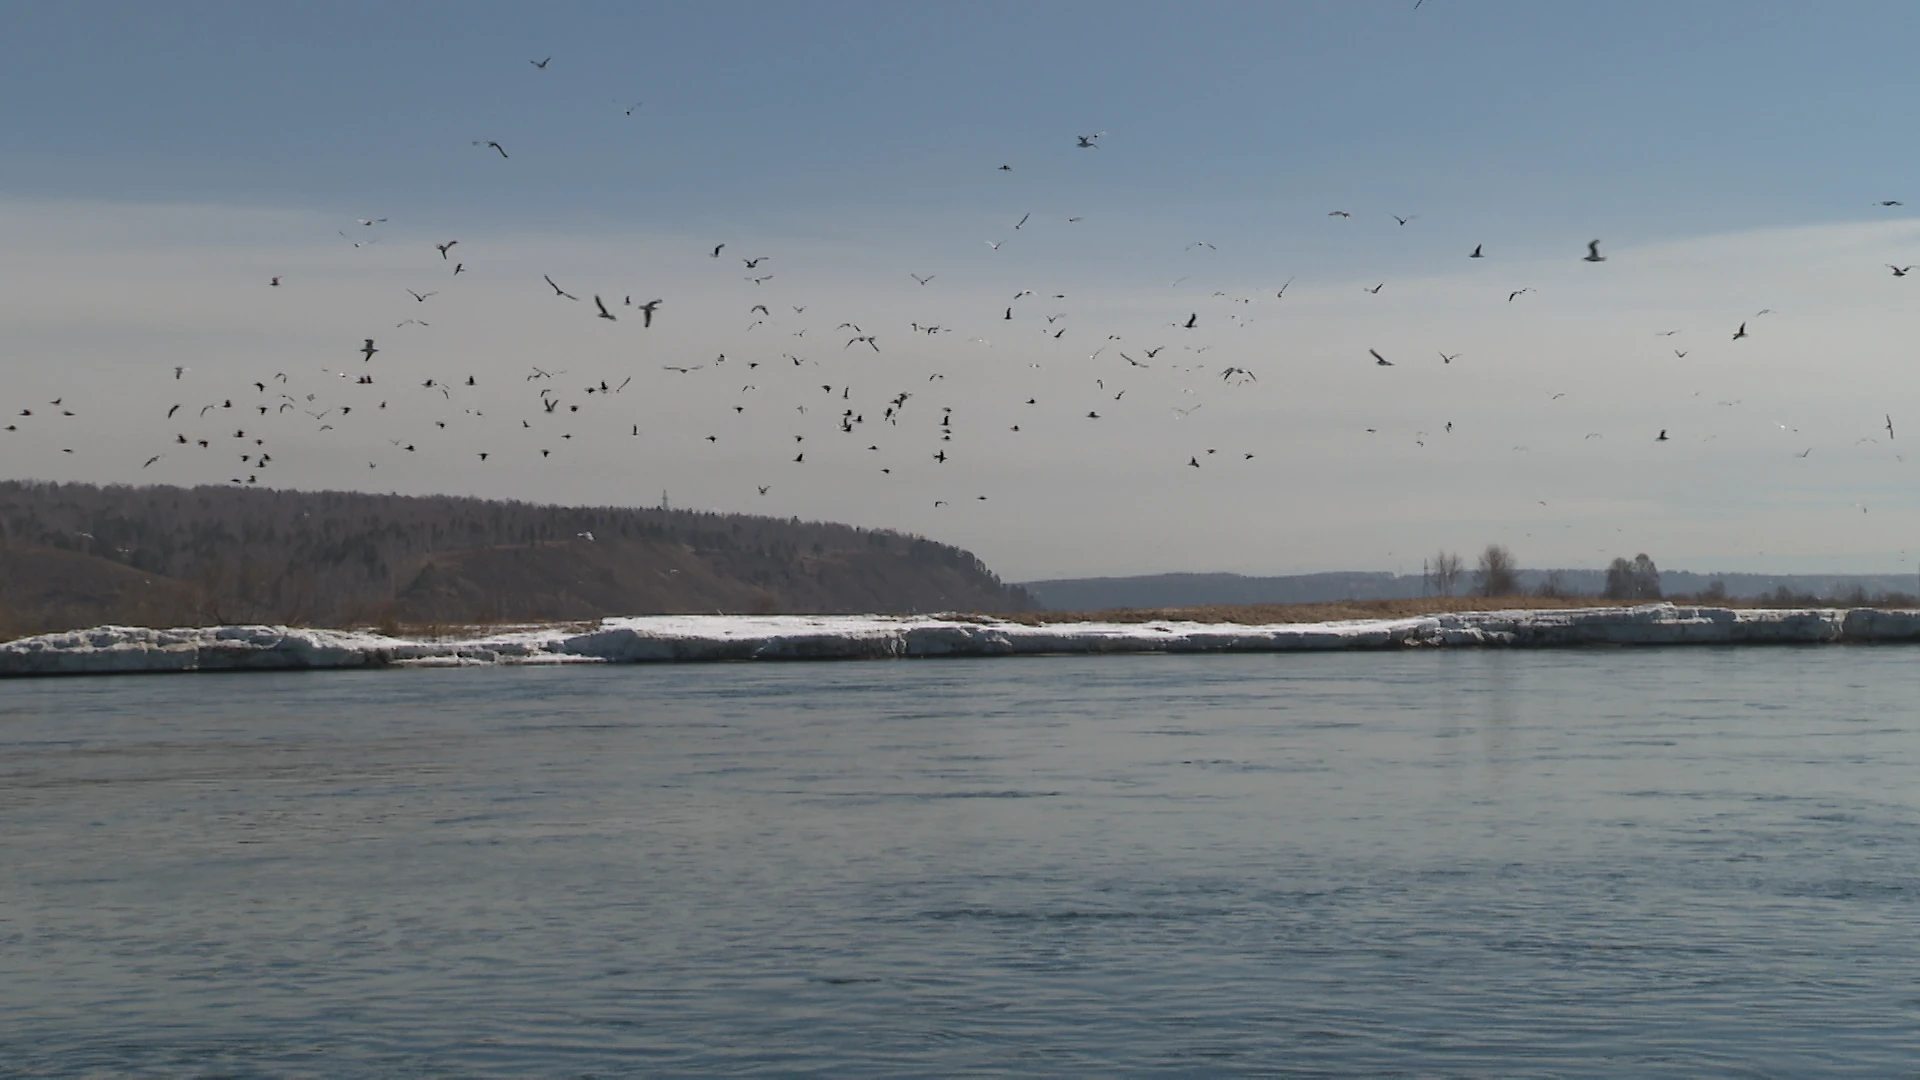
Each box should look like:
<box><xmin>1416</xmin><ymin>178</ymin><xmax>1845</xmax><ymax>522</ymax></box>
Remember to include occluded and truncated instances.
<box><xmin>1603</xmin><ymin>557</ymin><xmax>1635</xmax><ymax>600</ymax></box>
<box><xmin>1604</xmin><ymin>554</ymin><xmax>1663</xmax><ymax>601</ymax></box>
<box><xmin>1474</xmin><ymin>544</ymin><xmax>1518</xmax><ymax>597</ymax></box>
<box><xmin>1430</xmin><ymin>550</ymin><xmax>1463</xmax><ymax>597</ymax></box>
<box><xmin>1631</xmin><ymin>554</ymin><xmax>1662</xmax><ymax>600</ymax></box>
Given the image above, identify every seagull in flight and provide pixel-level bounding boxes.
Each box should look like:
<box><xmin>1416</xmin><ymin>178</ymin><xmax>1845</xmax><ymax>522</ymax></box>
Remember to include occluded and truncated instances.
<box><xmin>1508</xmin><ymin>288</ymin><xmax>1534</xmax><ymax>302</ymax></box>
<box><xmin>1076</xmin><ymin>132</ymin><xmax>1104</xmax><ymax>148</ymax></box>
<box><xmin>910</xmin><ymin>273</ymin><xmax>935</xmax><ymax>285</ymax></box>
<box><xmin>1392</xmin><ymin>214</ymin><xmax>1416</xmax><ymax>226</ymax></box>
<box><xmin>1732</xmin><ymin>322</ymin><xmax>1748</xmax><ymax>340</ymax></box>
<box><xmin>1370</xmin><ymin>349</ymin><xmax>1393</xmax><ymax>366</ymax></box>
<box><xmin>543</xmin><ymin>275</ymin><xmax>578</xmax><ymax>301</ymax></box>
<box><xmin>436</xmin><ymin>240</ymin><xmax>458</xmax><ymax>259</ymax></box>
<box><xmin>1469</xmin><ymin>244</ymin><xmax>1484</xmax><ymax>258</ymax></box>
<box><xmin>361</xmin><ymin>339</ymin><xmax>378</xmax><ymax>361</ymax></box>
<box><xmin>1891</xmin><ymin>265</ymin><xmax>1913</xmax><ymax>276</ymax></box>
<box><xmin>634</xmin><ymin>299</ymin><xmax>661</xmax><ymax>327</ymax></box>
<box><xmin>1584</xmin><ymin>239</ymin><xmax>1606</xmax><ymax>262</ymax></box>
<box><xmin>405</xmin><ymin>288</ymin><xmax>436</xmax><ymax>302</ymax></box>
<box><xmin>594</xmin><ymin>295</ymin><xmax>616</xmax><ymax>320</ymax></box>
<box><xmin>474</xmin><ymin>140</ymin><xmax>509</xmax><ymax>159</ymax></box>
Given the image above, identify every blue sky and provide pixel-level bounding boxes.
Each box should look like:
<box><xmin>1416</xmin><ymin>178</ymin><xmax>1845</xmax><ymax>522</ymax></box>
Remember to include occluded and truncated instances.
<box><xmin>11</xmin><ymin>2</ymin><xmax>1919</xmax><ymax>234</ymax></box>
<box><xmin>7</xmin><ymin>3</ymin><xmax>1920</xmax><ymax>580</ymax></box>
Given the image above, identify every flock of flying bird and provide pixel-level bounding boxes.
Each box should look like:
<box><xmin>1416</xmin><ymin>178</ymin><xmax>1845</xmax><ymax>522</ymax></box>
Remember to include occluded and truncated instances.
<box><xmin>6</xmin><ymin>55</ymin><xmax>1914</xmax><ymax>527</ymax></box>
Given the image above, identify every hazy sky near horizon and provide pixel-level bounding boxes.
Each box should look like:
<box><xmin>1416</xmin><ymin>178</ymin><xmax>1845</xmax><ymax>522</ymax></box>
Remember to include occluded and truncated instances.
<box><xmin>8</xmin><ymin>2</ymin><xmax>1920</xmax><ymax>581</ymax></box>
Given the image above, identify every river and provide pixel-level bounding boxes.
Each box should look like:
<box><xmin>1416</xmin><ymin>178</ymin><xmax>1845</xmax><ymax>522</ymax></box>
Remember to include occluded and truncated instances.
<box><xmin>3</xmin><ymin>649</ymin><xmax>1917</xmax><ymax>1076</ymax></box>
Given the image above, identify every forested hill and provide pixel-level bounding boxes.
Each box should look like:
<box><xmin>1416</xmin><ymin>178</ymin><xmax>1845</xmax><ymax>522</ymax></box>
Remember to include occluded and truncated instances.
<box><xmin>0</xmin><ymin>481</ymin><xmax>1034</xmax><ymax>635</ymax></box>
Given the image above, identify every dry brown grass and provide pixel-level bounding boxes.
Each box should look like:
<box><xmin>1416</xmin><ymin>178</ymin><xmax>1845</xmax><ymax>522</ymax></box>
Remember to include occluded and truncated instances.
<box><xmin>995</xmin><ymin>595</ymin><xmax>1670</xmax><ymax>626</ymax></box>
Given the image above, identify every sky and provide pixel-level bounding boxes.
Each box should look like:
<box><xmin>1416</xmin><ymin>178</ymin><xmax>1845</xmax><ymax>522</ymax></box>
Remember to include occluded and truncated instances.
<box><xmin>7</xmin><ymin>2</ymin><xmax>1920</xmax><ymax>582</ymax></box>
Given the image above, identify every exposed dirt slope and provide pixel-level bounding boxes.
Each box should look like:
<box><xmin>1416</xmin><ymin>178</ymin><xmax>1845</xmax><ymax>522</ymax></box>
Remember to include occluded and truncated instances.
<box><xmin>391</xmin><ymin>535</ymin><xmax>1036</xmax><ymax>623</ymax></box>
<box><xmin>0</xmin><ymin>546</ymin><xmax>197</xmax><ymax>637</ymax></box>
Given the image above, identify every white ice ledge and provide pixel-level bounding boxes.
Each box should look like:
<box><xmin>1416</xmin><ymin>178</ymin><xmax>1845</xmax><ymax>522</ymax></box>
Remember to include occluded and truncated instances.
<box><xmin>7</xmin><ymin>605</ymin><xmax>1920</xmax><ymax>677</ymax></box>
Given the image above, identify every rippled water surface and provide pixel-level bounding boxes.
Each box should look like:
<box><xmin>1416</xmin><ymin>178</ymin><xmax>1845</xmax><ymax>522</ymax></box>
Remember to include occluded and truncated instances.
<box><xmin>4</xmin><ymin>649</ymin><xmax>1920</xmax><ymax>1077</ymax></box>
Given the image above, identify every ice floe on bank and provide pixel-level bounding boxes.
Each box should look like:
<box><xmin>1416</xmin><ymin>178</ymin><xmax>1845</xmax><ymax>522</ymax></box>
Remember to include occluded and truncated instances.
<box><xmin>6</xmin><ymin>605</ymin><xmax>1920</xmax><ymax>677</ymax></box>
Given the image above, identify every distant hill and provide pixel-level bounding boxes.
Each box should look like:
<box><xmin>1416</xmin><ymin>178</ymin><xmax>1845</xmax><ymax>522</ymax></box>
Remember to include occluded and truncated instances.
<box><xmin>1022</xmin><ymin>569</ymin><xmax>1920</xmax><ymax>612</ymax></box>
<box><xmin>0</xmin><ymin>481</ymin><xmax>1034</xmax><ymax>636</ymax></box>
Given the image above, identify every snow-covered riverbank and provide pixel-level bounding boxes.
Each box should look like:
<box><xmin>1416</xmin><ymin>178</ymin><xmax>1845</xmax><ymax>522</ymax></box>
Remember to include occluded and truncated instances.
<box><xmin>6</xmin><ymin>605</ymin><xmax>1920</xmax><ymax>677</ymax></box>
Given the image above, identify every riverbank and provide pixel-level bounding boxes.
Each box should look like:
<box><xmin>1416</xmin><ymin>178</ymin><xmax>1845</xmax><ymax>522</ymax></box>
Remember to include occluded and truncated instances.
<box><xmin>7</xmin><ymin>604</ymin><xmax>1920</xmax><ymax>676</ymax></box>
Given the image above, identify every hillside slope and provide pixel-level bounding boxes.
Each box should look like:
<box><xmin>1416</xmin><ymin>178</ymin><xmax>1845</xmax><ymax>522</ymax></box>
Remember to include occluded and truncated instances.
<box><xmin>0</xmin><ymin>545</ymin><xmax>196</xmax><ymax>638</ymax></box>
<box><xmin>0</xmin><ymin>481</ymin><xmax>1033</xmax><ymax>635</ymax></box>
<box><xmin>394</xmin><ymin>533</ymin><xmax>1027</xmax><ymax>622</ymax></box>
